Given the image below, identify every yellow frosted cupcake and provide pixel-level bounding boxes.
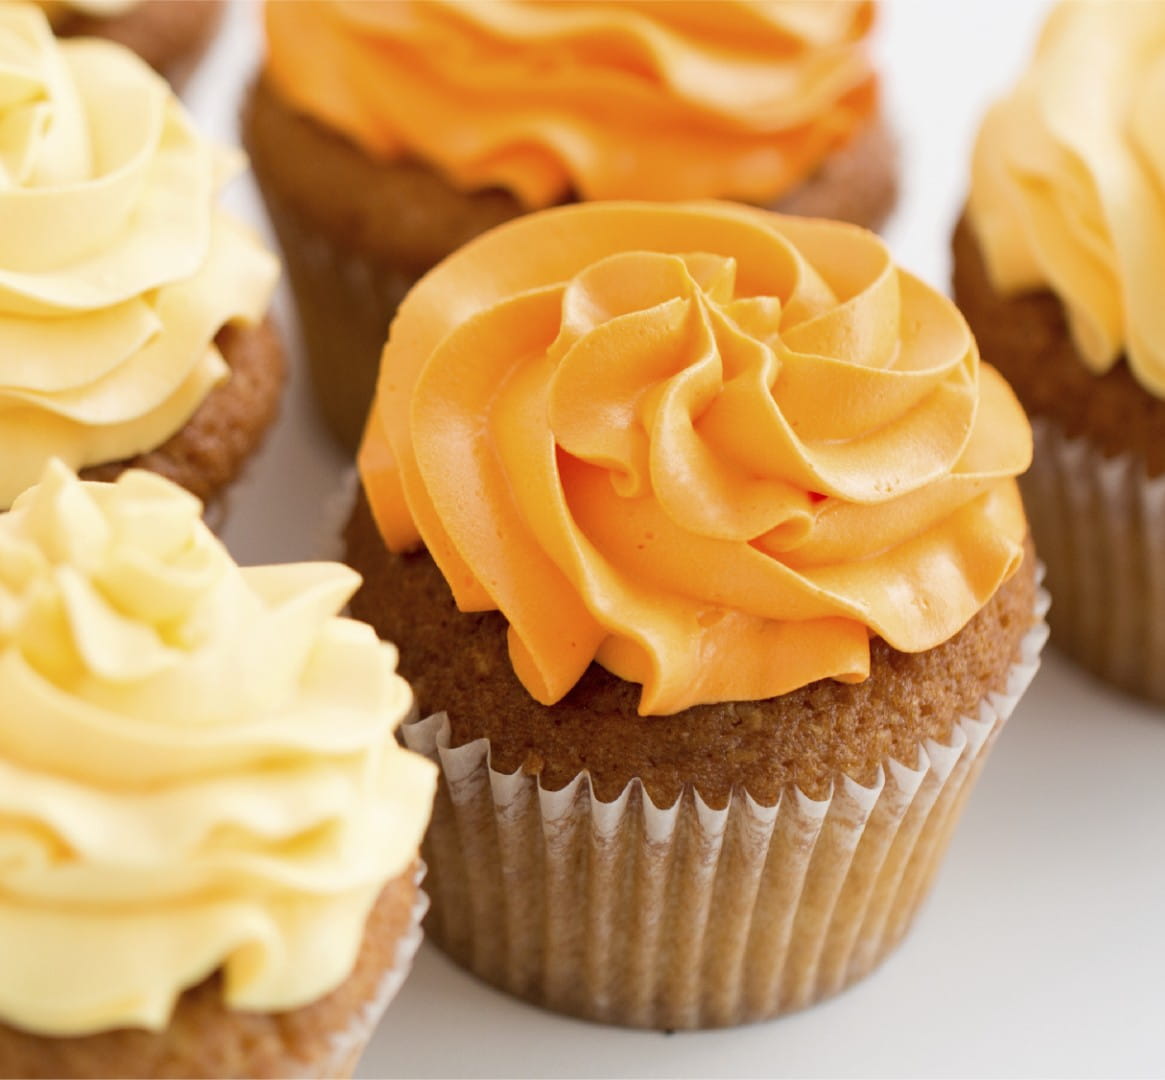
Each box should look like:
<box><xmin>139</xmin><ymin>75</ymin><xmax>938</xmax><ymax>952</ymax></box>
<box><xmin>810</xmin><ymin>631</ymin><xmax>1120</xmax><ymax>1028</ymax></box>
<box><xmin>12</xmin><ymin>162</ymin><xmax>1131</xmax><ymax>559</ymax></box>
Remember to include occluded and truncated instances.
<box><xmin>346</xmin><ymin>201</ymin><xmax>1047</xmax><ymax>1029</ymax></box>
<box><xmin>0</xmin><ymin>5</ymin><xmax>282</xmax><ymax>520</ymax></box>
<box><xmin>953</xmin><ymin>1</ymin><xmax>1165</xmax><ymax>701</ymax></box>
<box><xmin>0</xmin><ymin>461</ymin><xmax>437</xmax><ymax>1079</ymax></box>
<box><xmin>243</xmin><ymin>0</ymin><xmax>897</xmax><ymax>449</ymax></box>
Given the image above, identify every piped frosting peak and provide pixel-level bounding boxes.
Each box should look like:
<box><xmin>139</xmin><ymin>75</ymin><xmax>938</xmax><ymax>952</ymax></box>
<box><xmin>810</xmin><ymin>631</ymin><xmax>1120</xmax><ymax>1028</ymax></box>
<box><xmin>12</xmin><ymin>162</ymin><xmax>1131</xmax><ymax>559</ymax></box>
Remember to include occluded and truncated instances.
<box><xmin>360</xmin><ymin>201</ymin><xmax>1030</xmax><ymax>715</ymax></box>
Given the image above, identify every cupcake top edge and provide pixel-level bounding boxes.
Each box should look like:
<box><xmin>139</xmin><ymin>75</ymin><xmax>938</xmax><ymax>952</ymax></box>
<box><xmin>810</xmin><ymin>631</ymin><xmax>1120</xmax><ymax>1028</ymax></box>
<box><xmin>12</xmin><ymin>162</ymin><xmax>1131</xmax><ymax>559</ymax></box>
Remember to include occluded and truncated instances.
<box><xmin>358</xmin><ymin>200</ymin><xmax>1032</xmax><ymax>717</ymax></box>
<box><xmin>0</xmin><ymin>460</ymin><xmax>437</xmax><ymax>1038</ymax></box>
<box><xmin>967</xmin><ymin>0</ymin><xmax>1165</xmax><ymax>399</ymax></box>
<box><xmin>262</xmin><ymin>0</ymin><xmax>879</xmax><ymax>207</ymax></box>
<box><xmin>34</xmin><ymin>0</ymin><xmax>140</xmax><ymax>24</ymax></box>
<box><xmin>0</xmin><ymin>4</ymin><xmax>279</xmax><ymax>511</ymax></box>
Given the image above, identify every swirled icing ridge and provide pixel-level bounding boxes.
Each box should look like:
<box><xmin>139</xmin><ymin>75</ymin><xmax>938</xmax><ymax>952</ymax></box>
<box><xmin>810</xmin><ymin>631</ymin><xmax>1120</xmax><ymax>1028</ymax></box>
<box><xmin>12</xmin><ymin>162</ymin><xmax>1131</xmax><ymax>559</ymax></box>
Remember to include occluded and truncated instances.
<box><xmin>968</xmin><ymin>1</ymin><xmax>1165</xmax><ymax>398</ymax></box>
<box><xmin>264</xmin><ymin>0</ymin><xmax>878</xmax><ymax>207</ymax></box>
<box><xmin>359</xmin><ymin>201</ymin><xmax>1031</xmax><ymax>715</ymax></box>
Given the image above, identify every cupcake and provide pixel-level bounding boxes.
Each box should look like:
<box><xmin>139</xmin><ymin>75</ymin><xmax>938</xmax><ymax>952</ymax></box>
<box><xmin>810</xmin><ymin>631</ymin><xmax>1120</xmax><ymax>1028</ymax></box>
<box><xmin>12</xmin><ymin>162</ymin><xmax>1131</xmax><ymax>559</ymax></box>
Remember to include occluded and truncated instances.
<box><xmin>0</xmin><ymin>4</ymin><xmax>282</xmax><ymax>522</ymax></box>
<box><xmin>345</xmin><ymin>201</ymin><xmax>1047</xmax><ymax>1029</ymax></box>
<box><xmin>953</xmin><ymin>1</ymin><xmax>1165</xmax><ymax>702</ymax></box>
<box><xmin>0</xmin><ymin>460</ymin><xmax>438</xmax><ymax>1079</ymax></box>
<box><xmin>243</xmin><ymin>0</ymin><xmax>897</xmax><ymax>450</ymax></box>
<box><xmin>36</xmin><ymin>0</ymin><xmax>223</xmax><ymax>89</ymax></box>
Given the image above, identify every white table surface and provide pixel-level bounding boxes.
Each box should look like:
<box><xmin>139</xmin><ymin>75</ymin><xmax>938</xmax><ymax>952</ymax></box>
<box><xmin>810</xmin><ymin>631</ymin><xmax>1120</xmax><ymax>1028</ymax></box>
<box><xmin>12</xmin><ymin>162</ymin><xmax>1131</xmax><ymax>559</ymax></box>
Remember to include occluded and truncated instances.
<box><xmin>188</xmin><ymin>2</ymin><xmax>1165</xmax><ymax>1076</ymax></box>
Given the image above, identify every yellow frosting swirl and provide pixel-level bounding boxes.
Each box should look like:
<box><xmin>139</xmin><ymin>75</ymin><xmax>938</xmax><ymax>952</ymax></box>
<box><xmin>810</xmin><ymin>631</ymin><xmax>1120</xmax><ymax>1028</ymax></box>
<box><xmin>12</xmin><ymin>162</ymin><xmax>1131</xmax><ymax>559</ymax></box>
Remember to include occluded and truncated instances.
<box><xmin>359</xmin><ymin>202</ymin><xmax>1031</xmax><ymax>716</ymax></box>
<box><xmin>0</xmin><ymin>5</ymin><xmax>278</xmax><ymax>510</ymax></box>
<box><xmin>968</xmin><ymin>1</ymin><xmax>1165</xmax><ymax>398</ymax></box>
<box><xmin>0</xmin><ymin>461</ymin><xmax>437</xmax><ymax>1037</ymax></box>
<box><xmin>264</xmin><ymin>0</ymin><xmax>878</xmax><ymax>208</ymax></box>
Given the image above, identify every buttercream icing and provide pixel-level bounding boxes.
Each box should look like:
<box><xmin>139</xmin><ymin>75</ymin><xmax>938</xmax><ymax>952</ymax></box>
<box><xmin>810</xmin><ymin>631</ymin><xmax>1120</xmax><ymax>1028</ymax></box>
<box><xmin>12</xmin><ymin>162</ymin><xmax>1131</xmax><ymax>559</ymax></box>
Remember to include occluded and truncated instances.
<box><xmin>264</xmin><ymin>0</ymin><xmax>878</xmax><ymax>208</ymax></box>
<box><xmin>0</xmin><ymin>460</ymin><xmax>437</xmax><ymax>1037</ymax></box>
<box><xmin>0</xmin><ymin>5</ymin><xmax>278</xmax><ymax>510</ymax></box>
<box><xmin>359</xmin><ymin>201</ymin><xmax>1031</xmax><ymax>716</ymax></box>
<box><xmin>968</xmin><ymin>0</ymin><xmax>1165</xmax><ymax>398</ymax></box>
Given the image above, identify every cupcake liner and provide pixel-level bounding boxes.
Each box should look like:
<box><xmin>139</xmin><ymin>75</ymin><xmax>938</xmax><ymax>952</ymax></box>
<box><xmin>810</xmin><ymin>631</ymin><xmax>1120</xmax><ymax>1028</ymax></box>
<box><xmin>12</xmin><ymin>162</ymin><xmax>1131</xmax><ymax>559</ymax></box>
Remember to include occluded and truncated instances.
<box><xmin>316</xmin><ymin>867</ymin><xmax>429</xmax><ymax>1080</ymax></box>
<box><xmin>261</xmin><ymin>193</ymin><xmax>420</xmax><ymax>452</ymax></box>
<box><xmin>401</xmin><ymin>587</ymin><xmax>1048</xmax><ymax>1030</ymax></box>
<box><xmin>1023</xmin><ymin>418</ymin><xmax>1165</xmax><ymax>702</ymax></box>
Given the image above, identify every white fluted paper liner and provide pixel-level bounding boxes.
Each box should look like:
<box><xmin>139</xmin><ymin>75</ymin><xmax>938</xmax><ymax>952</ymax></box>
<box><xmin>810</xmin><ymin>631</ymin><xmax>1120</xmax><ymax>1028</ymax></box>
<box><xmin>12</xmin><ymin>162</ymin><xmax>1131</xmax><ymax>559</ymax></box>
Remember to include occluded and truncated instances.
<box><xmin>1024</xmin><ymin>419</ymin><xmax>1165</xmax><ymax>702</ymax></box>
<box><xmin>316</xmin><ymin>866</ymin><xmax>429</xmax><ymax>1080</ymax></box>
<box><xmin>401</xmin><ymin>589</ymin><xmax>1048</xmax><ymax>1030</ymax></box>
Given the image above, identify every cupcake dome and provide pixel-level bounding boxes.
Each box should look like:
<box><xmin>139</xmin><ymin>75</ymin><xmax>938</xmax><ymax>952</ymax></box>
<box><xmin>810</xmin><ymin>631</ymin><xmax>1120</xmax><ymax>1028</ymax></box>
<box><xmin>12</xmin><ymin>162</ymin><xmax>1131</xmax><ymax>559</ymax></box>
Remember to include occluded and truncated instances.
<box><xmin>359</xmin><ymin>201</ymin><xmax>1030</xmax><ymax>715</ymax></box>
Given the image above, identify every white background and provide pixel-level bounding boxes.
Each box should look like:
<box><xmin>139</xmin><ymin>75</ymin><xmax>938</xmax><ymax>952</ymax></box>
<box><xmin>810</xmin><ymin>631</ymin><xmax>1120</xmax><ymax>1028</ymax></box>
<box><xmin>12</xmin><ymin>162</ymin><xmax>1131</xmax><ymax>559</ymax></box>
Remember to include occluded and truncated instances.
<box><xmin>185</xmin><ymin>2</ymin><xmax>1165</xmax><ymax>1076</ymax></box>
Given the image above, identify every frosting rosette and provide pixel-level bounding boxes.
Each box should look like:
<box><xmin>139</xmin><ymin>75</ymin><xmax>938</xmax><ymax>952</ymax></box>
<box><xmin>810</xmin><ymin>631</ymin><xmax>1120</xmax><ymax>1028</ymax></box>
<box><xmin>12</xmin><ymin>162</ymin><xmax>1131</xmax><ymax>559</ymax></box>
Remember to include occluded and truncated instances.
<box><xmin>0</xmin><ymin>461</ymin><xmax>437</xmax><ymax>1037</ymax></box>
<box><xmin>968</xmin><ymin>1</ymin><xmax>1165</xmax><ymax>398</ymax></box>
<box><xmin>0</xmin><ymin>5</ymin><xmax>278</xmax><ymax>509</ymax></box>
<box><xmin>264</xmin><ymin>0</ymin><xmax>878</xmax><ymax>207</ymax></box>
<box><xmin>359</xmin><ymin>201</ymin><xmax>1031</xmax><ymax>716</ymax></box>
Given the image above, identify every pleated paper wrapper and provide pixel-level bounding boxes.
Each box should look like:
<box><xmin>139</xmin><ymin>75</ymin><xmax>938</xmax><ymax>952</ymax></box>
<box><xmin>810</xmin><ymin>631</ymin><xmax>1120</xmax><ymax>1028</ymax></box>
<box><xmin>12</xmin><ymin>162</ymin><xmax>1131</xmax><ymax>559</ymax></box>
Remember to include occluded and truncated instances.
<box><xmin>400</xmin><ymin>588</ymin><xmax>1048</xmax><ymax>1030</ymax></box>
<box><xmin>317</xmin><ymin>870</ymin><xmax>429</xmax><ymax>1080</ymax></box>
<box><xmin>1023</xmin><ymin>418</ymin><xmax>1165</xmax><ymax>703</ymax></box>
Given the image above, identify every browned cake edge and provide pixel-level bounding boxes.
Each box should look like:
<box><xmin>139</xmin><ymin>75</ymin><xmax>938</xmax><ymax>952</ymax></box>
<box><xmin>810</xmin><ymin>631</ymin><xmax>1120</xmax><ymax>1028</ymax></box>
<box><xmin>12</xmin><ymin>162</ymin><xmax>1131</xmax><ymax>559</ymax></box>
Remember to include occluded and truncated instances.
<box><xmin>79</xmin><ymin>318</ymin><xmax>285</xmax><ymax>511</ymax></box>
<box><xmin>244</xmin><ymin>74</ymin><xmax>897</xmax><ymax>275</ymax></box>
<box><xmin>0</xmin><ymin>864</ymin><xmax>420</xmax><ymax>1080</ymax></box>
<box><xmin>772</xmin><ymin>112</ymin><xmax>898</xmax><ymax>233</ymax></box>
<box><xmin>345</xmin><ymin>489</ymin><xmax>1036</xmax><ymax>807</ymax></box>
<box><xmin>243</xmin><ymin>76</ymin><xmax>529</xmax><ymax>275</ymax></box>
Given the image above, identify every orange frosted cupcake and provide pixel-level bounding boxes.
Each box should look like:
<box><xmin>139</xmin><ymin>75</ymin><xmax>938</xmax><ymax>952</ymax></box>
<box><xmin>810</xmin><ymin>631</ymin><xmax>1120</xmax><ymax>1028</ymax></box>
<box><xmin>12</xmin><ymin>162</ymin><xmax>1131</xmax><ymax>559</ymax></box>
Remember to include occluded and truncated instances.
<box><xmin>953</xmin><ymin>2</ymin><xmax>1165</xmax><ymax>702</ymax></box>
<box><xmin>0</xmin><ymin>461</ymin><xmax>437</xmax><ymax>1080</ymax></box>
<box><xmin>345</xmin><ymin>201</ymin><xmax>1046</xmax><ymax>1029</ymax></box>
<box><xmin>36</xmin><ymin>0</ymin><xmax>223</xmax><ymax>88</ymax></box>
<box><xmin>0</xmin><ymin>5</ymin><xmax>282</xmax><ymax>521</ymax></box>
<box><xmin>243</xmin><ymin>0</ymin><xmax>897</xmax><ymax>449</ymax></box>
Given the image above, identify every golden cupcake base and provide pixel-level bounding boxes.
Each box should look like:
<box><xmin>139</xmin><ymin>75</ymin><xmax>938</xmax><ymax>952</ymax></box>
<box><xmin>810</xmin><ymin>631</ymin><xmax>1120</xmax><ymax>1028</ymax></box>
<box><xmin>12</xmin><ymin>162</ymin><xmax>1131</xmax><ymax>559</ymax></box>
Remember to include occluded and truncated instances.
<box><xmin>402</xmin><ymin>596</ymin><xmax>1047</xmax><ymax>1030</ymax></box>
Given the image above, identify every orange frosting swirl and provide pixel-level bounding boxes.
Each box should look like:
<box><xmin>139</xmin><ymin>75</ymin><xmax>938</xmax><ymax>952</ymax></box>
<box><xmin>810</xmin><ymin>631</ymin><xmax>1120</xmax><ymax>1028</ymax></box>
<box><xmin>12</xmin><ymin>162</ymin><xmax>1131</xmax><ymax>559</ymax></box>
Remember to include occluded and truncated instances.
<box><xmin>359</xmin><ymin>202</ymin><xmax>1030</xmax><ymax>715</ymax></box>
<box><xmin>264</xmin><ymin>0</ymin><xmax>878</xmax><ymax>208</ymax></box>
